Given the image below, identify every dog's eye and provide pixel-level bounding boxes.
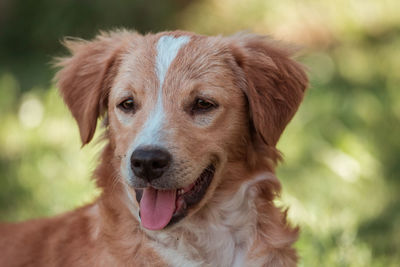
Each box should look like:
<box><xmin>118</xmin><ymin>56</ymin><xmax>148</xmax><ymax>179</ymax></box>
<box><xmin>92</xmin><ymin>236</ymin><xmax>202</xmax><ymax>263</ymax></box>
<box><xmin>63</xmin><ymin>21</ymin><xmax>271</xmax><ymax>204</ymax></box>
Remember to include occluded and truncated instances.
<box><xmin>118</xmin><ymin>98</ymin><xmax>135</xmax><ymax>112</ymax></box>
<box><xmin>192</xmin><ymin>98</ymin><xmax>217</xmax><ymax>113</ymax></box>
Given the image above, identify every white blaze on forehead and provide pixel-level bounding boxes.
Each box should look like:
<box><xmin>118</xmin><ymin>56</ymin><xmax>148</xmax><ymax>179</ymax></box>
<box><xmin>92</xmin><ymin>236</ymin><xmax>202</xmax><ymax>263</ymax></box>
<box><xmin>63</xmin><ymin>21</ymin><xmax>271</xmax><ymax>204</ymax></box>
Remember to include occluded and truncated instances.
<box><xmin>131</xmin><ymin>35</ymin><xmax>191</xmax><ymax>149</ymax></box>
<box><xmin>155</xmin><ymin>35</ymin><xmax>191</xmax><ymax>86</ymax></box>
<box><xmin>123</xmin><ymin>35</ymin><xmax>191</xmax><ymax>183</ymax></box>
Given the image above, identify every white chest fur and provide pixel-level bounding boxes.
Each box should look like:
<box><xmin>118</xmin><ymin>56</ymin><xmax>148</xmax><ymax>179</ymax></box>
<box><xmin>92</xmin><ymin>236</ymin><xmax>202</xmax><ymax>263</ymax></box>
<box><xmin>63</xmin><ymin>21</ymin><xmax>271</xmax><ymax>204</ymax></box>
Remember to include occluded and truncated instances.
<box><xmin>147</xmin><ymin>174</ymin><xmax>274</xmax><ymax>267</ymax></box>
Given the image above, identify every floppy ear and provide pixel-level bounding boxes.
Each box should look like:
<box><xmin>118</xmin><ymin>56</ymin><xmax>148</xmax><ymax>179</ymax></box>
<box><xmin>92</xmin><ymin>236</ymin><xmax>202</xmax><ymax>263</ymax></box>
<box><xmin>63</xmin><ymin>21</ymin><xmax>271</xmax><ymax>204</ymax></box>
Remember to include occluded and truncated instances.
<box><xmin>55</xmin><ymin>30</ymin><xmax>135</xmax><ymax>145</ymax></box>
<box><xmin>230</xmin><ymin>34</ymin><xmax>308</xmax><ymax>148</ymax></box>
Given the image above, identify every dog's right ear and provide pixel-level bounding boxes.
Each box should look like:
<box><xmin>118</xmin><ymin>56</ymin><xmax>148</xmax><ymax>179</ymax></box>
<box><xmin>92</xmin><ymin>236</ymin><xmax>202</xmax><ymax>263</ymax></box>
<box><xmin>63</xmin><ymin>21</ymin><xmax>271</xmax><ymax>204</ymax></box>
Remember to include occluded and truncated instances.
<box><xmin>55</xmin><ymin>31</ymin><xmax>136</xmax><ymax>145</ymax></box>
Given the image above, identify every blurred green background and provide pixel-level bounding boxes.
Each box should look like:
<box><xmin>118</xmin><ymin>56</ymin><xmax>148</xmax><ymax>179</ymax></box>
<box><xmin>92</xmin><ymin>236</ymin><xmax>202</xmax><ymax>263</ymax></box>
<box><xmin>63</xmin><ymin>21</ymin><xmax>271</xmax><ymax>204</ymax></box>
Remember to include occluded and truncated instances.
<box><xmin>1</xmin><ymin>0</ymin><xmax>399</xmax><ymax>266</ymax></box>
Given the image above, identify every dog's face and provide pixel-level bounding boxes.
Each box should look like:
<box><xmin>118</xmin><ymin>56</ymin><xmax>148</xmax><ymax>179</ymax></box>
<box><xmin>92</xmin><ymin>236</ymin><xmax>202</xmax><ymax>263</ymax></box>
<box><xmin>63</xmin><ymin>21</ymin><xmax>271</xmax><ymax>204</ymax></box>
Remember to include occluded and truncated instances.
<box><xmin>107</xmin><ymin>34</ymin><xmax>249</xmax><ymax>229</ymax></box>
<box><xmin>56</xmin><ymin>31</ymin><xmax>307</xmax><ymax>231</ymax></box>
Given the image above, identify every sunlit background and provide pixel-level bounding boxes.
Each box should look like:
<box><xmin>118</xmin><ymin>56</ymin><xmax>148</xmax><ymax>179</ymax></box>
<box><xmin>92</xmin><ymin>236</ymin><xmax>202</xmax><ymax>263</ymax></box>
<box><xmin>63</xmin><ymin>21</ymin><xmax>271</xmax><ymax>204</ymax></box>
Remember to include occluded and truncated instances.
<box><xmin>1</xmin><ymin>0</ymin><xmax>399</xmax><ymax>266</ymax></box>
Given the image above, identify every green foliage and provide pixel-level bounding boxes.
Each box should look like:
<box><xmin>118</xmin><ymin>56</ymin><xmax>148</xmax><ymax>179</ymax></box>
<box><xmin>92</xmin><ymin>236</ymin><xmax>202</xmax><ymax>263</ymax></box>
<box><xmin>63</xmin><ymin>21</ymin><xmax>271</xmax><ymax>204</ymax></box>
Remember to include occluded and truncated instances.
<box><xmin>0</xmin><ymin>77</ymin><xmax>100</xmax><ymax>221</ymax></box>
<box><xmin>1</xmin><ymin>0</ymin><xmax>399</xmax><ymax>266</ymax></box>
<box><xmin>0</xmin><ymin>0</ymin><xmax>187</xmax><ymax>92</ymax></box>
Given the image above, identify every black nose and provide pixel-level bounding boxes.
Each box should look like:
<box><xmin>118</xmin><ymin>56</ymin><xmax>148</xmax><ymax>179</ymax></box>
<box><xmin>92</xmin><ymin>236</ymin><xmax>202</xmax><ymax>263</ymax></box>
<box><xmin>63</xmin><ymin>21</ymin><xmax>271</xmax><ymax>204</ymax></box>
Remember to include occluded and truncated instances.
<box><xmin>130</xmin><ymin>147</ymin><xmax>172</xmax><ymax>182</ymax></box>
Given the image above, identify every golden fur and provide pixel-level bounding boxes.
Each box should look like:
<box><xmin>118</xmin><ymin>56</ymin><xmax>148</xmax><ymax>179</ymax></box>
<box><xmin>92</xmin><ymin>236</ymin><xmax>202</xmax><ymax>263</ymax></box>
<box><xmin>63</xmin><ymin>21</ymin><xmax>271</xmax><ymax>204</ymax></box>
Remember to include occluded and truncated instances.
<box><xmin>0</xmin><ymin>30</ymin><xmax>308</xmax><ymax>266</ymax></box>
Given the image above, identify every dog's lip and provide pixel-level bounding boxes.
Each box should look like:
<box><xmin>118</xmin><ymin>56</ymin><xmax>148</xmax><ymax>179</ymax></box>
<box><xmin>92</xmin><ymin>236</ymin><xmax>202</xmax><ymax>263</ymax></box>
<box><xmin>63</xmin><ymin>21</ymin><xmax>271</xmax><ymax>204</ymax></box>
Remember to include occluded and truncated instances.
<box><xmin>134</xmin><ymin>164</ymin><xmax>216</xmax><ymax>227</ymax></box>
<box><xmin>178</xmin><ymin>165</ymin><xmax>215</xmax><ymax>207</ymax></box>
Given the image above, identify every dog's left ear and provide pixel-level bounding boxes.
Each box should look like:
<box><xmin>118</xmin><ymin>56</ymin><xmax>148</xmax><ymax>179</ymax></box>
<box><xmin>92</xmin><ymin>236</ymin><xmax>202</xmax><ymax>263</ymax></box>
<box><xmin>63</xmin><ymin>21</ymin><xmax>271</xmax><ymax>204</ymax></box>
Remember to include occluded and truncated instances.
<box><xmin>55</xmin><ymin>31</ymin><xmax>135</xmax><ymax>145</ymax></box>
<box><xmin>229</xmin><ymin>34</ymin><xmax>308</xmax><ymax>148</ymax></box>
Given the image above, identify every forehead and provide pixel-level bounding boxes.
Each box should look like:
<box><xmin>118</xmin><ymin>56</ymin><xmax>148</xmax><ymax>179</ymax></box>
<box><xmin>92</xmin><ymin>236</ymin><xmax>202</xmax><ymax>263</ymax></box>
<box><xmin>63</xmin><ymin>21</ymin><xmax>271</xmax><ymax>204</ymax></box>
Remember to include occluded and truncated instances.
<box><xmin>113</xmin><ymin>33</ymin><xmax>236</xmax><ymax>94</ymax></box>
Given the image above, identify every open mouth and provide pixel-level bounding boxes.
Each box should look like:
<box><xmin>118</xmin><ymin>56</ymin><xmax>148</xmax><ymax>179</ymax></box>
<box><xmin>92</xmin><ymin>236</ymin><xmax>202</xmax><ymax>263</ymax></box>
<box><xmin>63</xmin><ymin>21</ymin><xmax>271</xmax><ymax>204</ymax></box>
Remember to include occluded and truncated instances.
<box><xmin>135</xmin><ymin>165</ymin><xmax>215</xmax><ymax>230</ymax></box>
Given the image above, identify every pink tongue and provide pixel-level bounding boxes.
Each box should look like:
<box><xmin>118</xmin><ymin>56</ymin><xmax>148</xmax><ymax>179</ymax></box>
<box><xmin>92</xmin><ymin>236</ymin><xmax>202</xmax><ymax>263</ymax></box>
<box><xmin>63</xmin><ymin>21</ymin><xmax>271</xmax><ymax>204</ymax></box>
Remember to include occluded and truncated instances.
<box><xmin>140</xmin><ymin>187</ymin><xmax>176</xmax><ymax>230</ymax></box>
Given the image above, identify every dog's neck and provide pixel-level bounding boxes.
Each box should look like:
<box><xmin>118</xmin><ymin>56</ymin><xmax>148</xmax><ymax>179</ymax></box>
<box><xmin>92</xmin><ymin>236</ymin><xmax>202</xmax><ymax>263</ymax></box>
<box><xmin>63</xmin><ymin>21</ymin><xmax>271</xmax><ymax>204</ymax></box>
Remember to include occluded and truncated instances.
<box><xmin>142</xmin><ymin>172</ymin><xmax>277</xmax><ymax>267</ymax></box>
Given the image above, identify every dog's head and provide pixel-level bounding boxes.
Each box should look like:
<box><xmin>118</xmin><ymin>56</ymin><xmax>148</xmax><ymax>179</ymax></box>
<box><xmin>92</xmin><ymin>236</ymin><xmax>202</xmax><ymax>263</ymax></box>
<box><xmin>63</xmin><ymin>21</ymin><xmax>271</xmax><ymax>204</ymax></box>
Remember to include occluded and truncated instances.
<box><xmin>56</xmin><ymin>30</ymin><xmax>307</xmax><ymax>230</ymax></box>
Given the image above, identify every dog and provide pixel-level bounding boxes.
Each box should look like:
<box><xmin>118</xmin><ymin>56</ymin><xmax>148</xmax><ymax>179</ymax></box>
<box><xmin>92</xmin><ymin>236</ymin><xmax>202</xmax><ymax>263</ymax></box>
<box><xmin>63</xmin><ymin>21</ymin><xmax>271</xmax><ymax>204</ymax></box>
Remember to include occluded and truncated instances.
<box><xmin>0</xmin><ymin>30</ymin><xmax>308</xmax><ymax>266</ymax></box>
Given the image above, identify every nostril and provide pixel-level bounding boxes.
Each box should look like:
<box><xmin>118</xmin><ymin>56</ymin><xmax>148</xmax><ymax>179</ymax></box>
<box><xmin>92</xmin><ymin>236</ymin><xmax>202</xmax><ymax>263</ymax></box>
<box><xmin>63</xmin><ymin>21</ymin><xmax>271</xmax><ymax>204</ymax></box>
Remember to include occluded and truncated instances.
<box><xmin>152</xmin><ymin>159</ymin><xmax>167</xmax><ymax>169</ymax></box>
<box><xmin>133</xmin><ymin>161</ymin><xmax>142</xmax><ymax>168</ymax></box>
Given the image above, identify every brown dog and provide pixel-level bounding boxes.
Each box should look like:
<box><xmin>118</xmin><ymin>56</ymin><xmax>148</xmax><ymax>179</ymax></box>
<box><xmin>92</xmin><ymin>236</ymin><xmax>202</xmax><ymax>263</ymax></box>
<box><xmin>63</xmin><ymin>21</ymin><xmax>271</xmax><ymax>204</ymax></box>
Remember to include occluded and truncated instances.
<box><xmin>0</xmin><ymin>30</ymin><xmax>308</xmax><ymax>266</ymax></box>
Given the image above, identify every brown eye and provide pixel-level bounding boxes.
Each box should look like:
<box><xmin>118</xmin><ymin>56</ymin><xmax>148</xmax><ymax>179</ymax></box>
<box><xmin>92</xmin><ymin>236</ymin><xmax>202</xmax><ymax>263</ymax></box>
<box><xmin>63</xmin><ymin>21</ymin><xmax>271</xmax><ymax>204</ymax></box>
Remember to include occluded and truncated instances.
<box><xmin>192</xmin><ymin>98</ymin><xmax>217</xmax><ymax>113</ymax></box>
<box><xmin>118</xmin><ymin>98</ymin><xmax>135</xmax><ymax>112</ymax></box>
